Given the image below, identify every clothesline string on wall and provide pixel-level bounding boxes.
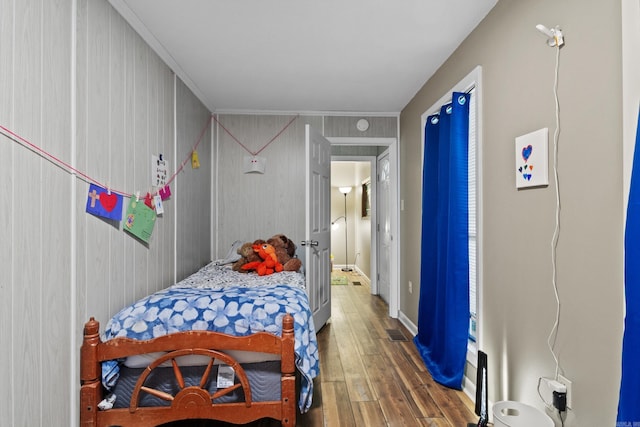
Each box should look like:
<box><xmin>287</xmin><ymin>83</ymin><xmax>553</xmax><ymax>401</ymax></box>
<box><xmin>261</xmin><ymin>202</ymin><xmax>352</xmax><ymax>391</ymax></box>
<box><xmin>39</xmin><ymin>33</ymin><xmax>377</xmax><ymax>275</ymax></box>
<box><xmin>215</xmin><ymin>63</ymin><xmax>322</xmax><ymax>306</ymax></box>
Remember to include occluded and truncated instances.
<box><xmin>0</xmin><ymin>123</ymin><xmax>115</xmax><ymax>192</ymax></box>
<box><xmin>0</xmin><ymin>114</ymin><xmax>212</xmax><ymax>198</ymax></box>
<box><xmin>212</xmin><ymin>114</ymin><xmax>299</xmax><ymax>156</ymax></box>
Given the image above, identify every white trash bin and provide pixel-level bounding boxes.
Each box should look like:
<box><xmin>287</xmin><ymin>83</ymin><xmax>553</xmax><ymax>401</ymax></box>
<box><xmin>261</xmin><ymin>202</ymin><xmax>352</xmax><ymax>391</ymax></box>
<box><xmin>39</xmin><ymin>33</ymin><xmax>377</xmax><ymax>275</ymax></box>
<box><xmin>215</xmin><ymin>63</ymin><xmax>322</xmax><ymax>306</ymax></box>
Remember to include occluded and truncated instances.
<box><xmin>493</xmin><ymin>401</ymin><xmax>554</xmax><ymax>427</ymax></box>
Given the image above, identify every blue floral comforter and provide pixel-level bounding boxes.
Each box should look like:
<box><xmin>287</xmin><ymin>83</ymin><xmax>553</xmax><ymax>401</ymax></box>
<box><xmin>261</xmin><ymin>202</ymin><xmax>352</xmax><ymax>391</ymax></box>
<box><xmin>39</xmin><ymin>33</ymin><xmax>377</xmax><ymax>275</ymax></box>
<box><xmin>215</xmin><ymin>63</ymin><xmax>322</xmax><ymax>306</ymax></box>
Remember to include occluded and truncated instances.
<box><xmin>101</xmin><ymin>265</ymin><xmax>319</xmax><ymax>412</ymax></box>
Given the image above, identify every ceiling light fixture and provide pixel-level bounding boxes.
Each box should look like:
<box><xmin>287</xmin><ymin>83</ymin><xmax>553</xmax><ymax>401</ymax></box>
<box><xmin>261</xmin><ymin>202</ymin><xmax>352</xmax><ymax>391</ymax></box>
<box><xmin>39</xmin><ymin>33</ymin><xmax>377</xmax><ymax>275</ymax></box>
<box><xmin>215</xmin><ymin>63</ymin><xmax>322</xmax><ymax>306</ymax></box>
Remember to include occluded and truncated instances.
<box><xmin>356</xmin><ymin>119</ymin><xmax>369</xmax><ymax>132</ymax></box>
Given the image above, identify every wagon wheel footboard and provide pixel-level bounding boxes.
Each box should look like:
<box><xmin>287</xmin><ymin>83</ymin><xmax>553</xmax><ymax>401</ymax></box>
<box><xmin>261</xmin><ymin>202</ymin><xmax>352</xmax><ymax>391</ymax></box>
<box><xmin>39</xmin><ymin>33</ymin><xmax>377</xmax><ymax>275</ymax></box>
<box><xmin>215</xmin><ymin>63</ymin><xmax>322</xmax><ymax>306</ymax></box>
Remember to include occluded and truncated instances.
<box><xmin>129</xmin><ymin>348</ymin><xmax>253</xmax><ymax>412</ymax></box>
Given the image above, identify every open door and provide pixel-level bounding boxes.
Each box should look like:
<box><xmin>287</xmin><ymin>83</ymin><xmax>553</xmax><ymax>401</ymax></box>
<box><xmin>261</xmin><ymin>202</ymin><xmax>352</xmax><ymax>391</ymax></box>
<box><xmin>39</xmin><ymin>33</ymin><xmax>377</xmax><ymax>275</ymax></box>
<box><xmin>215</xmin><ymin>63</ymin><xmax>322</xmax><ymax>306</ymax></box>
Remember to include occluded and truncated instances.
<box><xmin>304</xmin><ymin>124</ymin><xmax>331</xmax><ymax>331</ymax></box>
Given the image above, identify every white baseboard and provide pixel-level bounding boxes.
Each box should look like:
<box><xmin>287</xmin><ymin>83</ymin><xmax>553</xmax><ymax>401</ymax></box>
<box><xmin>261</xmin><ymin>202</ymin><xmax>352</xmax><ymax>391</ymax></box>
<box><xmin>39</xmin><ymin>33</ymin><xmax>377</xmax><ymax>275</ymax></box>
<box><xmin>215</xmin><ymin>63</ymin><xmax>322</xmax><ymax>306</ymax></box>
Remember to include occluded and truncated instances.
<box><xmin>462</xmin><ymin>376</ymin><xmax>495</xmax><ymax>424</ymax></box>
<box><xmin>463</xmin><ymin>374</ymin><xmax>476</xmax><ymax>403</ymax></box>
<box><xmin>398</xmin><ymin>310</ymin><xmax>418</xmax><ymax>337</ymax></box>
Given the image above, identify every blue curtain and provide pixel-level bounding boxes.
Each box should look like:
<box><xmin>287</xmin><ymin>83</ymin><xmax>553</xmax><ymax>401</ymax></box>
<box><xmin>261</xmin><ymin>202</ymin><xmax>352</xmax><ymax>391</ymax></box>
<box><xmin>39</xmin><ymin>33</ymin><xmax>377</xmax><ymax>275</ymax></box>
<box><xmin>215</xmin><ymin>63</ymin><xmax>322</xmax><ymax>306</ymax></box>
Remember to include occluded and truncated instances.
<box><xmin>413</xmin><ymin>92</ymin><xmax>470</xmax><ymax>389</ymax></box>
<box><xmin>618</xmin><ymin>108</ymin><xmax>640</xmax><ymax>424</ymax></box>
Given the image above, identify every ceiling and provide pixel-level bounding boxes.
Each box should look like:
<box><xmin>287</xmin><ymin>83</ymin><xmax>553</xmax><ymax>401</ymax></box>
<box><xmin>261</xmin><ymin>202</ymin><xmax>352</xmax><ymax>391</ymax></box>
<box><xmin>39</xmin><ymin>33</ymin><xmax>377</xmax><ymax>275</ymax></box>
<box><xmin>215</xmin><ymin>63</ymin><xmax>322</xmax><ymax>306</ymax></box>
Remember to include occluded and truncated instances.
<box><xmin>108</xmin><ymin>0</ymin><xmax>497</xmax><ymax>114</ymax></box>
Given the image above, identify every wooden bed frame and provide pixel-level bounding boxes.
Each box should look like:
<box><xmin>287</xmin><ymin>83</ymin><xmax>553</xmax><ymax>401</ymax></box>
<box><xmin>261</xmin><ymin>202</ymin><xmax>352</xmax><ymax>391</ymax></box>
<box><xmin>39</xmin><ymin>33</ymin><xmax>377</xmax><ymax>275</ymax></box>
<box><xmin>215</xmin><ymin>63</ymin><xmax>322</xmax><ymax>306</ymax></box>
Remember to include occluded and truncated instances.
<box><xmin>80</xmin><ymin>314</ymin><xmax>297</xmax><ymax>427</ymax></box>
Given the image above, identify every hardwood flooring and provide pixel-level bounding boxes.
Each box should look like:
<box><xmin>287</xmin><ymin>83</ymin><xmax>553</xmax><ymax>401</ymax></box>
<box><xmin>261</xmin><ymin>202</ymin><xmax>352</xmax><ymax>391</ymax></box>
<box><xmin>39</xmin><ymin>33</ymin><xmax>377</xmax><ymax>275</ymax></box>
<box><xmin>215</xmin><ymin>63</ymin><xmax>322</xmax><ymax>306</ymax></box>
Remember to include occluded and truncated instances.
<box><xmin>175</xmin><ymin>271</ymin><xmax>478</xmax><ymax>426</ymax></box>
<box><xmin>297</xmin><ymin>271</ymin><xmax>478</xmax><ymax>426</ymax></box>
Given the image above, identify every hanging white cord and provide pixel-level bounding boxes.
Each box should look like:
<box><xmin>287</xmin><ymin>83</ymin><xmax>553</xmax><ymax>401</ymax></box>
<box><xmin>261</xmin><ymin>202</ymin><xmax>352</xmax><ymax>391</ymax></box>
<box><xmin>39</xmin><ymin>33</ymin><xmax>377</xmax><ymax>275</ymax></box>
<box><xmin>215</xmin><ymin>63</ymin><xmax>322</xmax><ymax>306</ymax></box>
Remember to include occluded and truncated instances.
<box><xmin>547</xmin><ymin>43</ymin><xmax>562</xmax><ymax>380</ymax></box>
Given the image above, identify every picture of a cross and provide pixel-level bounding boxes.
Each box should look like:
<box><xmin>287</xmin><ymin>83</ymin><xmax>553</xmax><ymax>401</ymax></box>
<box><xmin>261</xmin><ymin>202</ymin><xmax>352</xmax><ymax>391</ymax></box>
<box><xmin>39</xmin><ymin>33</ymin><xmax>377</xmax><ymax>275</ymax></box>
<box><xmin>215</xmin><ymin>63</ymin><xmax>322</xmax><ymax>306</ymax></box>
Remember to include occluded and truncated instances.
<box><xmin>88</xmin><ymin>189</ymin><xmax>100</xmax><ymax>208</ymax></box>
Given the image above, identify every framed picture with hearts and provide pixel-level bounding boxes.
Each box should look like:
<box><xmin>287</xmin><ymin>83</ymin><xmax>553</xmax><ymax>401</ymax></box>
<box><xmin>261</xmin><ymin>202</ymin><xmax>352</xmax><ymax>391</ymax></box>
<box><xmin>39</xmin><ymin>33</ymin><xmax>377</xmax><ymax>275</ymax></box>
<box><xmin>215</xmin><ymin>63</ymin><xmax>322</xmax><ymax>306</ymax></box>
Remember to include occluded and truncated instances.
<box><xmin>515</xmin><ymin>128</ymin><xmax>549</xmax><ymax>189</ymax></box>
<box><xmin>86</xmin><ymin>183</ymin><xmax>123</xmax><ymax>221</ymax></box>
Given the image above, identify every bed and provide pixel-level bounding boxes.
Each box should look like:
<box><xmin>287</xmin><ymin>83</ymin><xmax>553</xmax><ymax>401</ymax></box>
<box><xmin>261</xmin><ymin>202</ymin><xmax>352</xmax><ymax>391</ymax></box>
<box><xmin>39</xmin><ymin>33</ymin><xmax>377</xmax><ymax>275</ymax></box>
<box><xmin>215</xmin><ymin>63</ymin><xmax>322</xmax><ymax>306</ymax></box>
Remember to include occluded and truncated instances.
<box><xmin>80</xmin><ymin>262</ymin><xmax>319</xmax><ymax>427</ymax></box>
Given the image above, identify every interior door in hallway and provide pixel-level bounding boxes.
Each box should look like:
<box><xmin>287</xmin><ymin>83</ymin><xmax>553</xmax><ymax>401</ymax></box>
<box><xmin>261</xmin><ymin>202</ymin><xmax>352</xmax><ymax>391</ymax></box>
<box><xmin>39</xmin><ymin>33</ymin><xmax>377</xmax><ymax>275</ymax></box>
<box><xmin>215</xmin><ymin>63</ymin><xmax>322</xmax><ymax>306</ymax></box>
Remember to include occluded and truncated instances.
<box><xmin>305</xmin><ymin>124</ymin><xmax>331</xmax><ymax>331</ymax></box>
<box><xmin>377</xmin><ymin>150</ymin><xmax>391</xmax><ymax>304</ymax></box>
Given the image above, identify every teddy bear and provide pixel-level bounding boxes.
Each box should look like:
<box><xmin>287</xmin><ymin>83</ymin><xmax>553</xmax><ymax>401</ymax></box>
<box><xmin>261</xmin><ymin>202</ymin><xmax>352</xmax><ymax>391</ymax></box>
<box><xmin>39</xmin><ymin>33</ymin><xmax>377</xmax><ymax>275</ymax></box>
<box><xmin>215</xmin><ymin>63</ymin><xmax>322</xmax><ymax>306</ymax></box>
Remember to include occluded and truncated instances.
<box><xmin>232</xmin><ymin>239</ymin><xmax>265</xmax><ymax>272</ymax></box>
<box><xmin>267</xmin><ymin>234</ymin><xmax>302</xmax><ymax>272</ymax></box>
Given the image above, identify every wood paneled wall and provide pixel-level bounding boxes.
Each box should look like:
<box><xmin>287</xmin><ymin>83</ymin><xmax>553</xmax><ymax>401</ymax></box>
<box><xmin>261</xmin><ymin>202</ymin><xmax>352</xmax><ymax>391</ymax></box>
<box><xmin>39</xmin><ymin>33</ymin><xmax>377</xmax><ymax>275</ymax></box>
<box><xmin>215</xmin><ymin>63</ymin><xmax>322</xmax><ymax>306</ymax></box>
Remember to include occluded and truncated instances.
<box><xmin>214</xmin><ymin>114</ymin><xmax>322</xmax><ymax>251</ymax></box>
<box><xmin>0</xmin><ymin>0</ymin><xmax>73</xmax><ymax>424</ymax></box>
<box><xmin>0</xmin><ymin>0</ymin><xmax>211</xmax><ymax>424</ymax></box>
<box><xmin>76</xmin><ymin>0</ymin><xmax>177</xmax><ymax>327</ymax></box>
<box><xmin>176</xmin><ymin>78</ymin><xmax>212</xmax><ymax>281</ymax></box>
<box><xmin>324</xmin><ymin>116</ymin><xmax>397</xmax><ymax>138</ymax></box>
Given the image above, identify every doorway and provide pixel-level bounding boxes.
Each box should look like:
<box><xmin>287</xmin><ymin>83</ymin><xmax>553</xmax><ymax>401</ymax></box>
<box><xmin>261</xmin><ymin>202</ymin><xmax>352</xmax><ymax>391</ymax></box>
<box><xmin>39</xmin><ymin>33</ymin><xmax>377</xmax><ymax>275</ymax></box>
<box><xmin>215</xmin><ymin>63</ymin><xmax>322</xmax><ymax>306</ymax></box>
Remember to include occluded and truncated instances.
<box><xmin>330</xmin><ymin>160</ymin><xmax>373</xmax><ymax>281</ymax></box>
<box><xmin>329</xmin><ymin>137</ymin><xmax>398</xmax><ymax>317</ymax></box>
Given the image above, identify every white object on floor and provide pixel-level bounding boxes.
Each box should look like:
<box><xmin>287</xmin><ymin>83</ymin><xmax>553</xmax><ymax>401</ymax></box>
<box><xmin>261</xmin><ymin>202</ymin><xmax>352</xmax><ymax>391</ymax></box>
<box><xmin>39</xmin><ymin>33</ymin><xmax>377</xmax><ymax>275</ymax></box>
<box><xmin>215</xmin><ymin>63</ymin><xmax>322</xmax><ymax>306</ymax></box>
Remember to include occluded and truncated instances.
<box><xmin>493</xmin><ymin>401</ymin><xmax>553</xmax><ymax>427</ymax></box>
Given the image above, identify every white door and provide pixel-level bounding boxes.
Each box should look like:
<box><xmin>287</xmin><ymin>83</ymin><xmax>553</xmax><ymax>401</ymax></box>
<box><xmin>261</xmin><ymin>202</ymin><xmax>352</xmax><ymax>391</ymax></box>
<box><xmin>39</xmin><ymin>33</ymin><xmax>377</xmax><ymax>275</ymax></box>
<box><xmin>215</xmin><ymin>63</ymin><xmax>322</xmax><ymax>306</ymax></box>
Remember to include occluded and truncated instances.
<box><xmin>377</xmin><ymin>150</ymin><xmax>391</xmax><ymax>304</ymax></box>
<box><xmin>304</xmin><ymin>125</ymin><xmax>332</xmax><ymax>330</ymax></box>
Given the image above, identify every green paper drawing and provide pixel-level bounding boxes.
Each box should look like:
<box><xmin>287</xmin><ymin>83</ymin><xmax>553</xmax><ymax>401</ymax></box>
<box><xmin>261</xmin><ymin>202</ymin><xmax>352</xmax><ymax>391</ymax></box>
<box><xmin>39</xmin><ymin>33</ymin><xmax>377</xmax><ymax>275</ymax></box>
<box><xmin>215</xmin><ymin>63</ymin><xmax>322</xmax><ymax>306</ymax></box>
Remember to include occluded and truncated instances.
<box><xmin>123</xmin><ymin>197</ymin><xmax>156</xmax><ymax>243</ymax></box>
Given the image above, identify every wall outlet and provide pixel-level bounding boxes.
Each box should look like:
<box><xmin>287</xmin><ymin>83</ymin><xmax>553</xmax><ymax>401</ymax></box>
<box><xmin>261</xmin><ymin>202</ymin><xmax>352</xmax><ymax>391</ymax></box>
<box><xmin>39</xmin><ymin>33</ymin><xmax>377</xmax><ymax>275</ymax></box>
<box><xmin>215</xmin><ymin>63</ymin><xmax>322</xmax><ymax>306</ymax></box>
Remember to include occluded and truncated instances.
<box><xmin>408</xmin><ymin>281</ymin><xmax>413</xmax><ymax>294</ymax></box>
<box><xmin>557</xmin><ymin>374</ymin><xmax>572</xmax><ymax>409</ymax></box>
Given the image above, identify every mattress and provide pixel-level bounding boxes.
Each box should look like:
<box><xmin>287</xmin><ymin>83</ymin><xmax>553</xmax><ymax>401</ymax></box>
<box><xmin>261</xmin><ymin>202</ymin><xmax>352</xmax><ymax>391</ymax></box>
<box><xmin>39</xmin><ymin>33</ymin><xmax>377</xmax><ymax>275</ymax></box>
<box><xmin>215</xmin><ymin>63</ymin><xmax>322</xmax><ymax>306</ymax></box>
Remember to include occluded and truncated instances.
<box><xmin>123</xmin><ymin>350</ymin><xmax>280</xmax><ymax>369</ymax></box>
<box><xmin>112</xmin><ymin>361</ymin><xmax>282</xmax><ymax>409</ymax></box>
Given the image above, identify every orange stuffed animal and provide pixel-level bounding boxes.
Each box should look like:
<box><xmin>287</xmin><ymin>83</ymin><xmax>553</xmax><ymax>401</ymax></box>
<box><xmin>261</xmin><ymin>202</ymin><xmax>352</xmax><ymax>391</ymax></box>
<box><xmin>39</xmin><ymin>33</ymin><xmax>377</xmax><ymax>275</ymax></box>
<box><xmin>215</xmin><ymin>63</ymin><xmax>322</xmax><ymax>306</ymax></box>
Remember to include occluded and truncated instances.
<box><xmin>241</xmin><ymin>242</ymin><xmax>284</xmax><ymax>276</ymax></box>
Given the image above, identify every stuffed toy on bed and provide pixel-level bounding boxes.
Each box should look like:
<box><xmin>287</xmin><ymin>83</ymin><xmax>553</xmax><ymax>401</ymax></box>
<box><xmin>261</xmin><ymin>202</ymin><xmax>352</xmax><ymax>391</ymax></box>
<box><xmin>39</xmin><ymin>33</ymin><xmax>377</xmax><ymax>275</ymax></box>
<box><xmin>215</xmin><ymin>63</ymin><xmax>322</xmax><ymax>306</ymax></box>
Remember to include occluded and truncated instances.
<box><xmin>232</xmin><ymin>239</ymin><xmax>265</xmax><ymax>272</ymax></box>
<box><xmin>241</xmin><ymin>242</ymin><xmax>284</xmax><ymax>276</ymax></box>
<box><xmin>267</xmin><ymin>234</ymin><xmax>302</xmax><ymax>272</ymax></box>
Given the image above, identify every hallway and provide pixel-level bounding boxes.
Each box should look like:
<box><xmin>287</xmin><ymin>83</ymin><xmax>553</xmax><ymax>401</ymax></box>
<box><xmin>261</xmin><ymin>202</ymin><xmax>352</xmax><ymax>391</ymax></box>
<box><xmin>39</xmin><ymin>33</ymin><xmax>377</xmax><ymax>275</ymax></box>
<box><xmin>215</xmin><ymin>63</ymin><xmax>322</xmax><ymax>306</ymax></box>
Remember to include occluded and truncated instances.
<box><xmin>297</xmin><ymin>271</ymin><xmax>477</xmax><ymax>426</ymax></box>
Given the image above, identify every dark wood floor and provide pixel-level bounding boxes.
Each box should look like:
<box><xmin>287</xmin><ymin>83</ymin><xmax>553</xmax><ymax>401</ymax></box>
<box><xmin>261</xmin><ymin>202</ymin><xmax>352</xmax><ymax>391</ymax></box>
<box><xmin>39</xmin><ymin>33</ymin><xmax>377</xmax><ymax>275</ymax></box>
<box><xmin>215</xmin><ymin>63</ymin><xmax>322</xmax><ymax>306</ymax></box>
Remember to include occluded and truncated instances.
<box><xmin>175</xmin><ymin>271</ymin><xmax>477</xmax><ymax>426</ymax></box>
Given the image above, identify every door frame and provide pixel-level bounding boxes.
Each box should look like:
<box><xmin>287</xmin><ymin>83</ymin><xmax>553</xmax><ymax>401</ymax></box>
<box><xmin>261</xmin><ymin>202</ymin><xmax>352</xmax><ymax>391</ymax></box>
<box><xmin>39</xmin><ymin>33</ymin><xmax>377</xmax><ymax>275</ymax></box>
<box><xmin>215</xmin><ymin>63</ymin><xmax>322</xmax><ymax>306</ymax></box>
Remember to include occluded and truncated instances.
<box><xmin>328</xmin><ymin>137</ymin><xmax>399</xmax><ymax>318</ymax></box>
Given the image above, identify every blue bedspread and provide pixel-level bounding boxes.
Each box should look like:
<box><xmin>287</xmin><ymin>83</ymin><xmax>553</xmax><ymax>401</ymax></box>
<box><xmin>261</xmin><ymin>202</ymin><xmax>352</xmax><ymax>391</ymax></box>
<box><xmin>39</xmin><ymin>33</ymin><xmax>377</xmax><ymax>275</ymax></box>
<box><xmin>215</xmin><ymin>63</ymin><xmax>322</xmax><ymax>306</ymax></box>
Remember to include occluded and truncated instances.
<box><xmin>101</xmin><ymin>270</ymin><xmax>319</xmax><ymax>413</ymax></box>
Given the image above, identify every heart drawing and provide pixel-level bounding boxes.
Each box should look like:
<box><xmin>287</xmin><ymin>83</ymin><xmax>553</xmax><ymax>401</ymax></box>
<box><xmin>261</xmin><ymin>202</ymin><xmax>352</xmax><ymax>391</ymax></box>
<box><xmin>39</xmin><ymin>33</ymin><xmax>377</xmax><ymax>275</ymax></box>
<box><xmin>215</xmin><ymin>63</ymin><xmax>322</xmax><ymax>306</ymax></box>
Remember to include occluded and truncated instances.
<box><xmin>99</xmin><ymin>192</ymin><xmax>118</xmax><ymax>212</ymax></box>
<box><xmin>522</xmin><ymin>145</ymin><xmax>533</xmax><ymax>162</ymax></box>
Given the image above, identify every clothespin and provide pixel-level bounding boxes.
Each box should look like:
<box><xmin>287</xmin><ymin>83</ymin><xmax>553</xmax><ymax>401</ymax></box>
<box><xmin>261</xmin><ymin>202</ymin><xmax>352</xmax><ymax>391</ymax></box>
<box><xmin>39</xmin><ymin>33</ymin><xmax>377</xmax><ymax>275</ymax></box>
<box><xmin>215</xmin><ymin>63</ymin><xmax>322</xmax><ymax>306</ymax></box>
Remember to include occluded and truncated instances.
<box><xmin>135</xmin><ymin>191</ymin><xmax>140</xmax><ymax>202</ymax></box>
<box><xmin>107</xmin><ymin>182</ymin><xmax>111</xmax><ymax>195</ymax></box>
<box><xmin>192</xmin><ymin>150</ymin><xmax>200</xmax><ymax>169</ymax></box>
<box><xmin>159</xmin><ymin>153</ymin><xmax>163</xmax><ymax>162</ymax></box>
<box><xmin>159</xmin><ymin>184</ymin><xmax>171</xmax><ymax>201</ymax></box>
